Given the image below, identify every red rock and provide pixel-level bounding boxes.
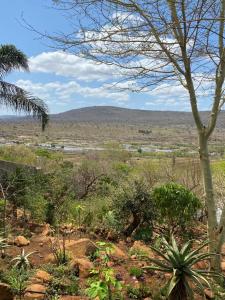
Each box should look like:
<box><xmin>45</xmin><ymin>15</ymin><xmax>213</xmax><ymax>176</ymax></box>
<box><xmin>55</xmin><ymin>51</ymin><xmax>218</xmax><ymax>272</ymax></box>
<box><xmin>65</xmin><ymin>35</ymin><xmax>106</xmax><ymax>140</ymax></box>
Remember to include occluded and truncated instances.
<box><xmin>34</xmin><ymin>270</ymin><xmax>52</xmax><ymax>283</ymax></box>
<box><xmin>14</xmin><ymin>235</ymin><xmax>30</xmax><ymax>247</ymax></box>
<box><xmin>0</xmin><ymin>283</ymin><xmax>14</xmax><ymax>300</ymax></box>
<box><xmin>72</xmin><ymin>257</ymin><xmax>94</xmax><ymax>278</ymax></box>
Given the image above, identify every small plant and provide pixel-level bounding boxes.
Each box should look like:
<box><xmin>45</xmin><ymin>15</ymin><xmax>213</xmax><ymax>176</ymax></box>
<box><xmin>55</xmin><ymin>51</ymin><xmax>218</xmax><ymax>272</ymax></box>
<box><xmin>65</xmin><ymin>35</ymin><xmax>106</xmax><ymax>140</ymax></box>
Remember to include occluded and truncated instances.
<box><xmin>129</xmin><ymin>267</ymin><xmax>143</xmax><ymax>279</ymax></box>
<box><xmin>11</xmin><ymin>249</ymin><xmax>36</xmax><ymax>269</ymax></box>
<box><xmin>95</xmin><ymin>241</ymin><xmax>115</xmax><ymax>263</ymax></box>
<box><xmin>3</xmin><ymin>267</ymin><xmax>30</xmax><ymax>299</ymax></box>
<box><xmin>86</xmin><ymin>241</ymin><xmax>122</xmax><ymax>299</ymax></box>
<box><xmin>127</xmin><ymin>285</ymin><xmax>152</xmax><ymax>299</ymax></box>
<box><xmin>45</xmin><ymin>264</ymin><xmax>80</xmax><ymax>297</ymax></box>
<box><xmin>86</xmin><ymin>268</ymin><xmax>122</xmax><ymax>300</ymax></box>
<box><xmin>50</xmin><ymin>233</ymin><xmax>71</xmax><ymax>266</ymax></box>
<box><xmin>144</xmin><ymin>236</ymin><xmax>219</xmax><ymax>300</ymax></box>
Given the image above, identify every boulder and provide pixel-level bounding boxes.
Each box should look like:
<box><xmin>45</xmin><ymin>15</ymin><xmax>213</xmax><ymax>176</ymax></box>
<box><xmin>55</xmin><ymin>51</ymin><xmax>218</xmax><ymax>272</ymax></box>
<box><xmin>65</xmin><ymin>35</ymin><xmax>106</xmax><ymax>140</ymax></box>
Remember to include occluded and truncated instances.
<box><xmin>221</xmin><ymin>261</ymin><xmax>225</xmax><ymax>271</ymax></box>
<box><xmin>0</xmin><ymin>283</ymin><xmax>14</xmax><ymax>300</ymax></box>
<box><xmin>25</xmin><ymin>284</ymin><xmax>46</xmax><ymax>294</ymax></box>
<box><xmin>60</xmin><ymin>297</ymin><xmax>88</xmax><ymax>300</ymax></box>
<box><xmin>34</xmin><ymin>270</ymin><xmax>52</xmax><ymax>283</ymax></box>
<box><xmin>72</xmin><ymin>257</ymin><xmax>94</xmax><ymax>278</ymax></box>
<box><xmin>194</xmin><ymin>260</ymin><xmax>208</xmax><ymax>270</ymax></box>
<box><xmin>130</xmin><ymin>241</ymin><xmax>154</xmax><ymax>258</ymax></box>
<box><xmin>112</xmin><ymin>245</ymin><xmax>128</xmax><ymax>259</ymax></box>
<box><xmin>66</xmin><ymin>238</ymin><xmax>97</xmax><ymax>257</ymax></box>
<box><xmin>24</xmin><ymin>293</ymin><xmax>45</xmax><ymax>300</ymax></box>
<box><xmin>204</xmin><ymin>288</ymin><xmax>214</xmax><ymax>299</ymax></box>
<box><xmin>14</xmin><ymin>235</ymin><xmax>30</xmax><ymax>247</ymax></box>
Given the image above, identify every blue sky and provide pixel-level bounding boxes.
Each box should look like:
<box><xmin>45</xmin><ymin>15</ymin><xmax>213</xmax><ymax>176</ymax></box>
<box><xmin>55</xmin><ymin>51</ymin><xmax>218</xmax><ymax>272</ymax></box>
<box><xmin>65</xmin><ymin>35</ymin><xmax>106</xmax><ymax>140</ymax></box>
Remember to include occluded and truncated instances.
<box><xmin>1</xmin><ymin>1</ymin><xmax>212</xmax><ymax>114</ymax></box>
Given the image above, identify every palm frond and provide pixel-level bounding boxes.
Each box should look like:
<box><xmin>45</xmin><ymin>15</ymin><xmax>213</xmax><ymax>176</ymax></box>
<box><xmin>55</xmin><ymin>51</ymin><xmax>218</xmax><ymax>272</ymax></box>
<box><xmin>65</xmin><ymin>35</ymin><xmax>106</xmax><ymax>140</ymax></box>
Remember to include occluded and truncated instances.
<box><xmin>0</xmin><ymin>44</ymin><xmax>29</xmax><ymax>77</ymax></box>
<box><xmin>0</xmin><ymin>81</ymin><xmax>48</xmax><ymax>130</ymax></box>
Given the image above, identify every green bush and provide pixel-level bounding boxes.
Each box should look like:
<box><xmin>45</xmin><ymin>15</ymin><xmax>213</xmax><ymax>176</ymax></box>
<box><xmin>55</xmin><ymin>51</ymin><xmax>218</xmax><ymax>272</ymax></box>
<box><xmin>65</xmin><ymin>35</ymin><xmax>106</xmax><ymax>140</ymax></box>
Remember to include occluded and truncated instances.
<box><xmin>112</xmin><ymin>178</ymin><xmax>155</xmax><ymax>238</ymax></box>
<box><xmin>152</xmin><ymin>182</ymin><xmax>201</xmax><ymax>232</ymax></box>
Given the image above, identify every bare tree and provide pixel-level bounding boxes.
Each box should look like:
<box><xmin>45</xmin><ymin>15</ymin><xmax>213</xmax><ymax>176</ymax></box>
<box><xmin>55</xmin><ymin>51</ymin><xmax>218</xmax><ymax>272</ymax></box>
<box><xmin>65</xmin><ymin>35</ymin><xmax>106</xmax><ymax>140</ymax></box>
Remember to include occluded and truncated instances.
<box><xmin>46</xmin><ymin>0</ymin><xmax>225</xmax><ymax>271</ymax></box>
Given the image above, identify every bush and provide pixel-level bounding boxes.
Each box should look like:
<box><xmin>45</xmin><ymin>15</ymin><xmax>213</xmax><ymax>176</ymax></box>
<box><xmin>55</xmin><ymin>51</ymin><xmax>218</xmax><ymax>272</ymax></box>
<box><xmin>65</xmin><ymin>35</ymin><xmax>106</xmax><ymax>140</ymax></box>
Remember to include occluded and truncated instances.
<box><xmin>152</xmin><ymin>182</ymin><xmax>201</xmax><ymax>232</ymax></box>
<box><xmin>112</xmin><ymin>177</ymin><xmax>155</xmax><ymax>238</ymax></box>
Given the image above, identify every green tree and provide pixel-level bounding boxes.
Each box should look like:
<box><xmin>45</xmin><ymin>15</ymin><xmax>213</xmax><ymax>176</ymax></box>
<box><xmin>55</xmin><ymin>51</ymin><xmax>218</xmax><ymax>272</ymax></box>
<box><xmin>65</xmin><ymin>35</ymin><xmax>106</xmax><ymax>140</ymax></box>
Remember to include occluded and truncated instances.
<box><xmin>0</xmin><ymin>44</ymin><xmax>48</xmax><ymax>129</ymax></box>
<box><xmin>152</xmin><ymin>182</ymin><xmax>201</xmax><ymax>233</ymax></box>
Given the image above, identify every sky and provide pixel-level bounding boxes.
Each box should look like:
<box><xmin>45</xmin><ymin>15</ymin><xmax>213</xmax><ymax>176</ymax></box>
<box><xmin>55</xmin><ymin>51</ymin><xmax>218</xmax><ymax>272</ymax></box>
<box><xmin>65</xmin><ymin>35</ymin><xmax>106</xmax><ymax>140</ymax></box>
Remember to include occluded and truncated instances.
<box><xmin>0</xmin><ymin>0</ymin><xmax>213</xmax><ymax>114</ymax></box>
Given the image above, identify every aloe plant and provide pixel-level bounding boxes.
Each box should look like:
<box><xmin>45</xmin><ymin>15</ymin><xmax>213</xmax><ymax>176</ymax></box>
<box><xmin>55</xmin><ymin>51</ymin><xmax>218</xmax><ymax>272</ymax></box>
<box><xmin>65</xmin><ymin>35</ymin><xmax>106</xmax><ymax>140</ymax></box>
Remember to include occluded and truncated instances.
<box><xmin>11</xmin><ymin>249</ymin><xmax>36</xmax><ymax>270</ymax></box>
<box><xmin>145</xmin><ymin>236</ymin><xmax>219</xmax><ymax>300</ymax></box>
<box><xmin>0</xmin><ymin>233</ymin><xmax>9</xmax><ymax>258</ymax></box>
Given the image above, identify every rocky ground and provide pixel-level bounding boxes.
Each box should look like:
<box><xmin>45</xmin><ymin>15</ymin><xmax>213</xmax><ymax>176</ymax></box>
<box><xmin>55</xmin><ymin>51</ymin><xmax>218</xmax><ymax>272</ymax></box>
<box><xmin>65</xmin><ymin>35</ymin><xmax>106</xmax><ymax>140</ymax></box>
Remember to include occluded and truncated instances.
<box><xmin>0</xmin><ymin>222</ymin><xmax>224</xmax><ymax>300</ymax></box>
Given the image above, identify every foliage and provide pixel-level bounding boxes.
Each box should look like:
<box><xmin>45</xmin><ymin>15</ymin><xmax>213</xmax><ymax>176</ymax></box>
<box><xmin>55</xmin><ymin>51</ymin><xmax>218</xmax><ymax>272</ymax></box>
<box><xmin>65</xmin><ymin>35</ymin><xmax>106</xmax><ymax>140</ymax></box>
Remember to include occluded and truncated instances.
<box><xmin>11</xmin><ymin>248</ymin><xmax>36</xmax><ymax>270</ymax></box>
<box><xmin>50</xmin><ymin>234</ymin><xmax>71</xmax><ymax>266</ymax></box>
<box><xmin>86</xmin><ymin>268</ymin><xmax>122</xmax><ymax>300</ymax></box>
<box><xmin>3</xmin><ymin>267</ymin><xmax>31</xmax><ymax>296</ymax></box>
<box><xmin>129</xmin><ymin>267</ymin><xmax>143</xmax><ymax>279</ymax></box>
<box><xmin>126</xmin><ymin>285</ymin><xmax>152</xmax><ymax>299</ymax></box>
<box><xmin>86</xmin><ymin>241</ymin><xmax>122</xmax><ymax>300</ymax></box>
<box><xmin>145</xmin><ymin>236</ymin><xmax>219</xmax><ymax>300</ymax></box>
<box><xmin>152</xmin><ymin>182</ymin><xmax>201</xmax><ymax>232</ymax></box>
<box><xmin>112</xmin><ymin>177</ymin><xmax>155</xmax><ymax>237</ymax></box>
<box><xmin>44</xmin><ymin>264</ymin><xmax>79</xmax><ymax>296</ymax></box>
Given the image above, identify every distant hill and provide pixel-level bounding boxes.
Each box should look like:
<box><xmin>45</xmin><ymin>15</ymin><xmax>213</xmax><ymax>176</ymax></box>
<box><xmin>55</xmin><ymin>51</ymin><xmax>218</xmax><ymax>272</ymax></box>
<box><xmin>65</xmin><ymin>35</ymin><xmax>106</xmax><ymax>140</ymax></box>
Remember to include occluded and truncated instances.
<box><xmin>51</xmin><ymin>106</ymin><xmax>225</xmax><ymax>127</ymax></box>
<box><xmin>1</xmin><ymin>106</ymin><xmax>225</xmax><ymax>127</ymax></box>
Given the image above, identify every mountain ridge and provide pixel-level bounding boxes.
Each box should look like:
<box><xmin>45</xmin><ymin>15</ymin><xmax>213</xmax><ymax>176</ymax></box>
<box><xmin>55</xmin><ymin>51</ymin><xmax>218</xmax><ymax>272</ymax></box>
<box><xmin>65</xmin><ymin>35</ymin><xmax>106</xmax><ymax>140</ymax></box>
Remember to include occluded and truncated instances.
<box><xmin>1</xmin><ymin>106</ymin><xmax>225</xmax><ymax>127</ymax></box>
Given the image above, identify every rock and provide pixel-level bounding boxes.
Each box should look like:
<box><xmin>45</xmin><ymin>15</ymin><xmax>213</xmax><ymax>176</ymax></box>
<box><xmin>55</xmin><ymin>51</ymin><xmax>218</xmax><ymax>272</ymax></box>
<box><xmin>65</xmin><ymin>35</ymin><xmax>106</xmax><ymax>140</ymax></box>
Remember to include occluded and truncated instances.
<box><xmin>34</xmin><ymin>270</ymin><xmax>52</xmax><ymax>283</ymax></box>
<box><xmin>72</xmin><ymin>257</ymin><xmax>94</xmax><ymax>278</ymax></box>
<box><xmin>41</xmin><ymin>223</ymin><xmax>51</xmax><ymax>236</ymax></box>
<box><xmin>66</xmin><ymin>238</ymin><xmax>97</xmax><ymax>257</ymax></box>
<box><xmin>204</xmin><ymin>288</ymin><xmax>214</xmax><ymax>299</ymax></box>
<box><xmin>59</xmin><ymin>297</ymin><xmax>88</xmax><ymax>300</ymax></box>
<box><xmin>25</xmin><ymin>284</ymin><xmax>46</xmax><ymax>294</ymax></box>
<box><xmin>107</xmin><ymin>231</ymin><xmax>118</xmax><ymax>241</ymax></box>
<box><xmin>0</xmin><ymin>283</ymin><xmax>14</xmax><ymax>300</ymax></box>
<box><xmin>194</xmin><ymin>260</ymin><xmax>208</xmax><ymax>270</ymax></box>
<box><xmin>14</xmin><ymin>235</ymin><xmax>30</xmax><ymax>247</ymax></box>
<box><xmin>130</xmin><ymin>241</ymin><xmax>153</xmax><ymax>258</ymax></box>
<box><xmin>221</xmin><ymin>261</ymin><xmax>225</xmax><ymax>271</ymax></box>
<box><xmin>24</xmin><ymin>293</ymin><xmax>45</xmax><ymax>300</ymax></box>
<box><xmin>43</xmin><ymin>253</ymin><xmax>56</xmax><ymax>264</ymax></box>
<box><xmin>112</xmin><ymin>245</ymin><xmax>128</xmax><ymax>259</ymax></box>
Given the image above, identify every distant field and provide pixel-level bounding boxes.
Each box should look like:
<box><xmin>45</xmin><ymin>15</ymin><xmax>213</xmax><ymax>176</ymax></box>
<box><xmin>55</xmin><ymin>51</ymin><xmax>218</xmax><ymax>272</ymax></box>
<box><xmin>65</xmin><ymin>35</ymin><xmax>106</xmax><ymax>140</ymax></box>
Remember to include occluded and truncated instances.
<box><xmin>0</xmin><ymin>106</ymin><xmax>225</xmax><ymax>158</ymax></box>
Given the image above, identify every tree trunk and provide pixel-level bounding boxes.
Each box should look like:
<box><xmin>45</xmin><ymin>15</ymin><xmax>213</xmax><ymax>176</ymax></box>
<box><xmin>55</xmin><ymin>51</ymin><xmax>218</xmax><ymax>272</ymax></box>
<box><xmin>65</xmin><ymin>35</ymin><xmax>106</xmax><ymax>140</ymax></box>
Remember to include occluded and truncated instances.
<box><xmin>199</xmin><ymin>133</ymin><xmax>222</xmax><ymax>271</ymax></box>
<box><xmin>123</xmin><ymin>213</ymin><xmax>141</xmax><ymax>237</ymax></box>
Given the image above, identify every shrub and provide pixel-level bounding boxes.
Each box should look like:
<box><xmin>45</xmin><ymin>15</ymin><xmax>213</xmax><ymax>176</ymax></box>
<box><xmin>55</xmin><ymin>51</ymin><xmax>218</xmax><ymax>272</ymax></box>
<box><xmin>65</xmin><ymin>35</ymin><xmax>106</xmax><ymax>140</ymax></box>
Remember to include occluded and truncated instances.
<box><xmin>3</xmin><ymin>268</ymin><xmax>31</xmax><ymax>297</ymax></box>
<box><xmin>112</xmin><ymin>178</ymin><xmax>155</xmax><ymax>238</ymax></box>
<box><xmin>152</xmin><ymin>182</ymin><xmax>201</xmax><ymax>232</ymax></box>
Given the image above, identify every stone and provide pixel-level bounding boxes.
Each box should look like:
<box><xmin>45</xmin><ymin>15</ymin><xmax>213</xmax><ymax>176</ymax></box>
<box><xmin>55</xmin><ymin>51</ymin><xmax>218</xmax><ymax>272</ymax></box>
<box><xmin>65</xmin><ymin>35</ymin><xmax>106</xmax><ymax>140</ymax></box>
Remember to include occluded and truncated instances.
<box><xmin>25</xmin><ymin>284</ymin><xmax>46</xmax><ymax>294</ymax></box>
<box><xmin>130</xmin><ymin>241</ymin><xmax>154</xmax><ymax>258</ymax></box>
<box><xmin>221</xmin><ymin>261</ymin><xmax>225</xmax><ymax>271</ymax></box>
<box><xmin>72</xmin><ymin>257</ymin><xmax>94</xmax><ymax>278</ymax></box>
<box><xmin>34</xmin><ymin>270</ymin><xmax>52</xmax><ymax>283</ymax></box>
<box><xmin>66</xmin><ymin>238</ymin><xmax>98</xmax><ymax>257</ymax></box>
<box><xmin>24</xmin><ymin>293</ymin><xmax>45</xmax><ymax>300</ymax></box>
<box><xmin>112</xmin><ymin>245</ymin><xmax>128</xmax><ymax>259</ymax></box>
<box><xmin>43</xmin><ymin>253</ymin><xmax>56</xmax><ymax>264</ymax></box>
<box><xmin>14</xmin><ymin>235</ymin><xmax>30</xmax><ymax>247</ymax></box>
<box><xmin>194</xmin><ymin>260</ymin><xmax>208</xmax><ymax>270</ymax></box>
<box><xmin>0</xmin><ymin>283</ymin><xmax>14</xmax><ymax>300</ymax></box>
<box><xmin>204</xmin><ymin>288</ymin><xmax>214</xmax><ymax>299</ymax></box>
<box><xmin>59</xmin><ymin>297</ymin><xmax>88</xmax><ymax>300</ymax></box>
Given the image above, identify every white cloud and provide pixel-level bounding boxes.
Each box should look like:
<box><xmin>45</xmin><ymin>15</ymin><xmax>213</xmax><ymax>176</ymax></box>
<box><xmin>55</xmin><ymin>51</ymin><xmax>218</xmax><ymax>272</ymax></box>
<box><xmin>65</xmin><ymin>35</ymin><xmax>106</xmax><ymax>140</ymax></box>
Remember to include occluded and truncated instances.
<box><xmin>15</xmin><ymin>79</ymin><xmax>129</xmax><ymax>106</ymax></box>
<box><xmin>29</xmin><ymin>51</ymin><xmax>118</xmax><ymax>82</ymax></box>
